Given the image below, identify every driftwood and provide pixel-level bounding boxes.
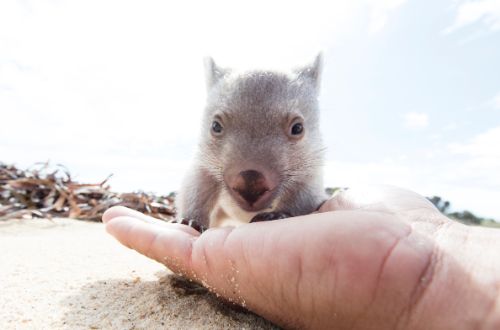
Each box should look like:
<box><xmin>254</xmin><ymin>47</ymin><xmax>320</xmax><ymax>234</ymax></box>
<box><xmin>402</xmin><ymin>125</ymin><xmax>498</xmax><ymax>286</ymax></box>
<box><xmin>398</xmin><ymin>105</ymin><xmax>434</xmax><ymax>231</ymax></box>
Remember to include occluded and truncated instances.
<box><xmin>0</xmin><ymin>162</ymin><xmax>176</xmax><ymax>221</ymax></box>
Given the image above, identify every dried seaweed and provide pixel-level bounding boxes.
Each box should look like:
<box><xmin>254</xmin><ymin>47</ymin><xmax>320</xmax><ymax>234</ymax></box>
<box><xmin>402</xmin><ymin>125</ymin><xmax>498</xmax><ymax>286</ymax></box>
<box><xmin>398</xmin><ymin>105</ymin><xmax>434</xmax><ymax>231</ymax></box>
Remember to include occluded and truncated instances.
<box><xmin>0</xmin><ymin>162</ymin><xmax>176</xmax><ymax>222</ymax></box>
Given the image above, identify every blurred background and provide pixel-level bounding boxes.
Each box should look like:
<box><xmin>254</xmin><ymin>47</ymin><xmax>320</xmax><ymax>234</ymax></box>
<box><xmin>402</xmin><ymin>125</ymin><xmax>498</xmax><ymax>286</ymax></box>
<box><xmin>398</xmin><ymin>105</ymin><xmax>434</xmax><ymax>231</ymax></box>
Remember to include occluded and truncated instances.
<box><xmin>1</xmin><ymin>0</ymin><xmax>499</xmax><ymax>219</ymax></box>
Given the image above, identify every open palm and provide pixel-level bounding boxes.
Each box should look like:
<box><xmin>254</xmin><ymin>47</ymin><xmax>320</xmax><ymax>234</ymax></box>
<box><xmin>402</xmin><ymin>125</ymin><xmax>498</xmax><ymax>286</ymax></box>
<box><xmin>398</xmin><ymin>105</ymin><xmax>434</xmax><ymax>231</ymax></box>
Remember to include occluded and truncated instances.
<box><xmin>102</xmin><ymin>186</ymin><xmax>499</xmax><ymax>329</ymax></box>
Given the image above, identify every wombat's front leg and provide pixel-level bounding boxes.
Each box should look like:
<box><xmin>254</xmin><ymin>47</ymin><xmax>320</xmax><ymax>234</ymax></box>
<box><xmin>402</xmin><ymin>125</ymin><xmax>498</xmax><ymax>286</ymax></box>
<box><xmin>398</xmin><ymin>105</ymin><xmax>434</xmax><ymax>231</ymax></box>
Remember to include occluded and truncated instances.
<box><xmin>250</xmin><ymin>211</ymin><xmax>292</xmax><ymax>223</ymax></box>
<box><xmin>175</xmin><ymin>166</ymin><xmax>219</xmax><ymax>232</ymax></box>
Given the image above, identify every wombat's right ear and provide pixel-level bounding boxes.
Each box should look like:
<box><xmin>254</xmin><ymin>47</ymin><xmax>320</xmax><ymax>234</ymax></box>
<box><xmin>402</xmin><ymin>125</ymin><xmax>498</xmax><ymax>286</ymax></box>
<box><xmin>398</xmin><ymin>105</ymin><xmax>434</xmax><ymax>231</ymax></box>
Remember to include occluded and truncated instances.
<box><xmin>204</xmin><ymin>57</ymin><xmax>230</xmax><ymax>91</ymax></box>
<box><xmin>294</xmin><ymin>53</ymin><xmax>323</xmax><ymax>94</ymax></box>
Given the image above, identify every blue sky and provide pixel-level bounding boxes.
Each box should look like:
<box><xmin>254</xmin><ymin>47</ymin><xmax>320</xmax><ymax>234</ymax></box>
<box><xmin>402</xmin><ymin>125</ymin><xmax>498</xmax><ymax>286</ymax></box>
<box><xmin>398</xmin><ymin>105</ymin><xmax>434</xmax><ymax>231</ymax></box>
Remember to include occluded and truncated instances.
<box><xmin>1</xmin><ymin>0</ymin><xmax>499</xmax><ymax>219</ymax></box>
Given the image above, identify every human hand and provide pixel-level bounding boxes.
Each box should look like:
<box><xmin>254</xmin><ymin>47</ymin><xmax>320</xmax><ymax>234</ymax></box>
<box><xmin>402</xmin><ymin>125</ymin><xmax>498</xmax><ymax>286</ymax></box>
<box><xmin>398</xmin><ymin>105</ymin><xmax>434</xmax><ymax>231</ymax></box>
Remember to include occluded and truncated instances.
<box><xmin>102</xmin><ymin>186</ymin><xmax>500</xmax><ymax>329</ymax></box>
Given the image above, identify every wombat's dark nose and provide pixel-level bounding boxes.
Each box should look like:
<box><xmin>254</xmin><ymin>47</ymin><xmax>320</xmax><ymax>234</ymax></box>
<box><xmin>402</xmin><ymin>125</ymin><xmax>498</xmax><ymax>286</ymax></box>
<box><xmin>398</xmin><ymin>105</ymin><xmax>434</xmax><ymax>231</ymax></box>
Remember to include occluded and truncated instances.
<box><xmin>232</xmin><ymin>170</ymin><xmax>270</xmax><ymax>206</ymax></box>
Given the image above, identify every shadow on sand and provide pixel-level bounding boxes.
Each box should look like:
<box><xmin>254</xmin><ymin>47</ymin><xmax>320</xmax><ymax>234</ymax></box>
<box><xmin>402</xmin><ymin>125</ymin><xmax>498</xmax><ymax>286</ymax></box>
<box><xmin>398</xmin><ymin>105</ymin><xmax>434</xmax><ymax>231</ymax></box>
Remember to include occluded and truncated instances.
<box><xmin>58</xmin><ymin>272</ymin><xmax>278</xmax><ymax>329</ymax></box>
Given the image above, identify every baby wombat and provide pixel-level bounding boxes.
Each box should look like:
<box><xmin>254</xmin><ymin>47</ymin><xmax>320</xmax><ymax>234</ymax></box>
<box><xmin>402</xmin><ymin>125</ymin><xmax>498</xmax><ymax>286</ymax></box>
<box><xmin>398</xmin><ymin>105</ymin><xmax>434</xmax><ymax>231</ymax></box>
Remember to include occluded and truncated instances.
<box><xmin>175</xmin><ymin>55</ymin><xmax>327</xmax><ymax>231</ymax></box>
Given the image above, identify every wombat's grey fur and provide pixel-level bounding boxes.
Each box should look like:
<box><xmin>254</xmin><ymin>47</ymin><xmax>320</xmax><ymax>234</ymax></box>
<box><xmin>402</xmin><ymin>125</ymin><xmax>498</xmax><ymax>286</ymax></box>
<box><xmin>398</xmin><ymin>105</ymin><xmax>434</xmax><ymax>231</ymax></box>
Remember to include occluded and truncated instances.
<box><xmin>176</xmin><ymin>55</ymin><xmax>327</xmax><ymax>229</ymax></box>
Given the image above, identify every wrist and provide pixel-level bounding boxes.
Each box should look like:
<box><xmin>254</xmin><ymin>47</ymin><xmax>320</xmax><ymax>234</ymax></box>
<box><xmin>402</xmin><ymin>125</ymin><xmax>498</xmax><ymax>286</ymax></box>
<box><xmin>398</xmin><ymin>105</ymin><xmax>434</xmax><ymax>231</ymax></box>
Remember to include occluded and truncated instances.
<box><xmin>464</xmin><ymin>225</ymin><xmax>500</xmax><ymax>329</ymax></box>
<box><xmin>409</xmin><ymin>222</ymin><xmax>500</xmax><ymax>329</ymax></box>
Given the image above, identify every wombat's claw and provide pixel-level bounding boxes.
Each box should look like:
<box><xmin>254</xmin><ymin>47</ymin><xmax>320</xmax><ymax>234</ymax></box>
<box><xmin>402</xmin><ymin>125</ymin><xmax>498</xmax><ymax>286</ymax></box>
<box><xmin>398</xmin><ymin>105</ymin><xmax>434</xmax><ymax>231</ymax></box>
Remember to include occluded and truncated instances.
<box><xmin>250</xmin><ymin>211</ymin><xmax>292</xmax><ymax>222</ymax></box>
<box><xmin>169</xmin><ymin>218</ymin><xmax>207</xmax><ymax>233</ymax></box>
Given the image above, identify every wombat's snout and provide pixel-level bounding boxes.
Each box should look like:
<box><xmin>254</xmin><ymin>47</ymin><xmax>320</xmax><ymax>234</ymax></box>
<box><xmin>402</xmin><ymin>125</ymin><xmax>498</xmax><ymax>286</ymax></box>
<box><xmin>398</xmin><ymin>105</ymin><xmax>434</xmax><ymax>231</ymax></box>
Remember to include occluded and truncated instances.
<box><xmin>225</xmin><ymin>169</ymin><xmax>278</xmax><ymax>211</ymax></box>
<box><xmin>234</xmin><ymin>170</ymin><xmax>269</xmax><ymax>204</ymax></box>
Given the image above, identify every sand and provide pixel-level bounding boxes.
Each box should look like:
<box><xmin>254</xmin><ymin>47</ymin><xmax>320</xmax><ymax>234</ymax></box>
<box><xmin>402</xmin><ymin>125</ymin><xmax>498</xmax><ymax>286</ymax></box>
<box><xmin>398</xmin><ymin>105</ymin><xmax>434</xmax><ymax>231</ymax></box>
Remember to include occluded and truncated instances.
<box><xmin>0</xmin><ymin>218</ymin><xmax>278</xmax><ymax>329</ymax></box>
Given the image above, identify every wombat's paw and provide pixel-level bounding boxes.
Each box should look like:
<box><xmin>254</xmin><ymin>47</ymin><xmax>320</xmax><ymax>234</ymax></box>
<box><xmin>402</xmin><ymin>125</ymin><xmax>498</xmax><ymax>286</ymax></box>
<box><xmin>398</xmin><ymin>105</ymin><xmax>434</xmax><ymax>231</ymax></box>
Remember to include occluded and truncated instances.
<box><xmin>169</xmin><ymin>218</ymin><xmax>208</xmax><ymax>233</ymax></box>
<box><xmin>250</xmin><ymin>211</ymin><xmax>292</xmax><ymax>223</ymax></box>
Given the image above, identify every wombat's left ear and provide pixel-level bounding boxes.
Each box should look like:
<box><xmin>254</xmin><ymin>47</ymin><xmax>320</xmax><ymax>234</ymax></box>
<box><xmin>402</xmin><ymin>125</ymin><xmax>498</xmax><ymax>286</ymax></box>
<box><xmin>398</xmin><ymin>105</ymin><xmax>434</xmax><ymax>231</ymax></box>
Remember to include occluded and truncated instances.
<box><xmin>204</xmin><ymin>57</ymin><xmax>231</xmax><ymax>92</ymax></box>
<box><xmin>295</xmin><ymin>53</ymin><xmax>323</xmax><ymax>93</ymax></box>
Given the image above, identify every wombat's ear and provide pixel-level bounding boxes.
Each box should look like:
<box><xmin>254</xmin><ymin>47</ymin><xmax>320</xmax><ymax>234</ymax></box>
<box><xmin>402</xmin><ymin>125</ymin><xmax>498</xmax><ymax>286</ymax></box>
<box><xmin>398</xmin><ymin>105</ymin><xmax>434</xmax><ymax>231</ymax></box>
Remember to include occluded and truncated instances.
<box><xmin>295</xmin><ymin>53</ymin><xmax>323</xmax><ymax>93</ymax></box>
<box><xmin>204</xmin><ymin>57</ymin><xmax>230</xmax><ymax>91</ymax></box>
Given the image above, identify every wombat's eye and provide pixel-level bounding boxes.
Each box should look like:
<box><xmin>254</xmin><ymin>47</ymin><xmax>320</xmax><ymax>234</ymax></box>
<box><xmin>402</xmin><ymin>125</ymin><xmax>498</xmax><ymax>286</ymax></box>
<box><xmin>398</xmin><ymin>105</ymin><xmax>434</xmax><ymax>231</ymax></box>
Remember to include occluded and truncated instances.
<box><xmin>291</xmin><ymin>123</ymin><xmax>304</xmax><ymax>136</ymax></box>
<box><xmin>211</xmin><ymin>120</ymin><xmax>223</xmax><ymax>135</ymax></box>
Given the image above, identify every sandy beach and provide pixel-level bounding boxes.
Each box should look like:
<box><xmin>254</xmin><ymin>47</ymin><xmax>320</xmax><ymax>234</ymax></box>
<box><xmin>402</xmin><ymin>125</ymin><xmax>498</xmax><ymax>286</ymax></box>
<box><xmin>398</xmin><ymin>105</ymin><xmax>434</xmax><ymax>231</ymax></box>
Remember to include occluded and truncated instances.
<box><xmin>0</xmin><ymin>218</ymin><xmax>277</xmax><ymax>329</ymax></box>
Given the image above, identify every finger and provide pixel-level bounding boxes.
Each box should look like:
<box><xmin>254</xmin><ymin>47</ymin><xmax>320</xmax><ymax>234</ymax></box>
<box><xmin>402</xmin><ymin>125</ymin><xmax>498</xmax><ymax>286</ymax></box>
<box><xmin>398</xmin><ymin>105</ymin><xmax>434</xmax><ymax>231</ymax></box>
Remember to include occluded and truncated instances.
<box><xmin>184</xmin><ymin>211</ymin><xmax>422</xmax><ymax>329</ymax></box>
<box><xmin>103</xmin><ymin>206</ymin><xmax>163</xmax><ymax>224</ymax></box>
<box><xmin>319</xmin><ymin>185</ymin><xmax>438</xmax><ymax>213</ymax></box>
<box><xmin>102</xmin><ymin>206</ymin><xmax>200</xmax><ymax>236</ymax></box>
<box><xmin>319</xmin><ymin>185</ymin><xmax>399</xmax><ymax>212</ymax></box>
<box><xmin>104</xmin><ymin>215</ymin><xmax>198</xmax><ymax>275</ymax></box>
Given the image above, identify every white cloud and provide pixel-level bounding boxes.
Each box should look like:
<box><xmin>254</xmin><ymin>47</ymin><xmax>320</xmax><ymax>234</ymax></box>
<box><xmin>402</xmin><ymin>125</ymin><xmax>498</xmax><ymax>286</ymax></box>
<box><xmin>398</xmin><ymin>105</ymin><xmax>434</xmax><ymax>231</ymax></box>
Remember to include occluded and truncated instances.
<box><xmin>443</xmin><ymin>122</ymin><xmax>459</xmax><ymax>131</ymax></box>
<box><xmin>366</xmin><ymin>0</ymin><xmax>408</xmax><ymax>34</ymax></box>
<box><xmin>444</xmin><ymin>0</ymin><xmax>500</xmax><ymax>34</ymax></box>
<box><xmin>438</xmin><ymin>126</ymin><xmax>500</xmax><ymax>218</ymax></box>
<box><xmin>446</xmin><ymin>126</ymin><xmax>500</xmax><ymax>199</ymax></box>
<box><xmin>324</xmin><ymin>160</ymin><xmax>414</xmax><ymax>188</ymax></box>
<box><xmin>449</xmin><ymin>126</ymin><xmax>500</xmax><ymax>160</ymax></box>
<box><xmin>491</xmin><ymin>92</ymin><xmax>500</xmax><ymax>109</ymax></box>
<box><xmin>403</xmin><ymin>112</ymin><xmax>430</xmax><ymax>129</ymax></box>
